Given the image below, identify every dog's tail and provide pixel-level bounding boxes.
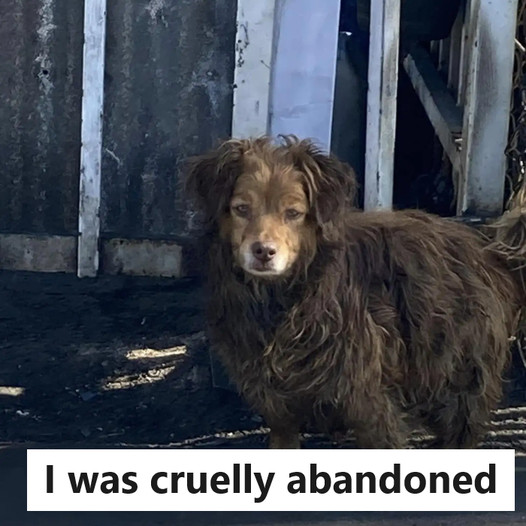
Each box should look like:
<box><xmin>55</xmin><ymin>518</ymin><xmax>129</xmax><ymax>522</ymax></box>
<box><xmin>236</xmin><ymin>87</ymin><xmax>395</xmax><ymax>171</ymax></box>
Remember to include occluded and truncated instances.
<box><xmin>488</xmin><ymin>185</ymin><xmax>526</xmax><ymax>298</ymax></box>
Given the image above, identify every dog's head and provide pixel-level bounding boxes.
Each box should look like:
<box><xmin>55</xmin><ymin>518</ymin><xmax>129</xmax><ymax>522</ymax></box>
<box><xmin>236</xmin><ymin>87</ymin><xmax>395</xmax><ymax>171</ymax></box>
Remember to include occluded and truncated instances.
<box><xmin>186</xmin><ymin>136</ymin><xmax>356</xmax><ymax>278</ymax></box>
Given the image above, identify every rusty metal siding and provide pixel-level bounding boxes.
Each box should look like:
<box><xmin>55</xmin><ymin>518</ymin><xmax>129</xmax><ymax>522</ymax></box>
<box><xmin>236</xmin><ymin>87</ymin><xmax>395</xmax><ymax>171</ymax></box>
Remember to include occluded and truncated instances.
<box><xmin>0</xmin><ymin>0</ymin><xmax>84</xmax><ymax>235</ymax></box>
<box><xmin>100</xmin><ymin>0</ymin><xmax>236</xmax><ymax>240</ymax></box>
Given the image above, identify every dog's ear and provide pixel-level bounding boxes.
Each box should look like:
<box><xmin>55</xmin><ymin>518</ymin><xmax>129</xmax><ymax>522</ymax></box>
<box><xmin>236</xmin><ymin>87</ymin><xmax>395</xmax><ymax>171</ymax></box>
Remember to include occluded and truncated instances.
<box><xmin>280</xmin><ymin>136</ymin><xmax>357</xmax><ymax>225</ymax></box>
<box><xmin>185</xmin><ymin>139</ymin><xmax>249</xmax><ymax>226</ymax></box>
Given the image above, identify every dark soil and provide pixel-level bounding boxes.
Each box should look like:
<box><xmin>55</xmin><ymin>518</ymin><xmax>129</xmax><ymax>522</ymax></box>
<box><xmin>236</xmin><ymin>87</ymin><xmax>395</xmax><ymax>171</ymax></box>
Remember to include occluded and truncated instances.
<box><xmin>0</xmin><ymin>271</ymin><xmax>258</xmax><ymax>447</ymax></box>
<box><xmin>0</xmin><ymin>270</ymin><xmax>525</xmax><ymax>451</ymax></box>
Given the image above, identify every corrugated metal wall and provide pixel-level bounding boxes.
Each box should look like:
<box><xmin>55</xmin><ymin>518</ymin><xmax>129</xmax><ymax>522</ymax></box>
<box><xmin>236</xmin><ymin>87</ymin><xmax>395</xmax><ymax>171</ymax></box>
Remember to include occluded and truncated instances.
<box><xmin>0</xmin><ymin>0</ymin><xmax>84</xmax><ymax>235</ymax></box>
<box><xmin>101</xmin><ymin>0</ymin><xmax>236</xmax><ymax>240</ymax></box>
<box><xmin>0</xmin><ymin>0</ymin><xmax>236</xmax><ymax>240</ymax></box>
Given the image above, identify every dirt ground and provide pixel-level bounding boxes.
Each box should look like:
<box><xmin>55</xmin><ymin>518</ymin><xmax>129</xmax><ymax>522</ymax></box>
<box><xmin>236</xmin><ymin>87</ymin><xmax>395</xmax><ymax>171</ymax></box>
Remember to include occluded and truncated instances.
<box><xmin>1</xmin><ymin>269</ymin><xmax>526</xmax><ymax>451</ymax></box>
<box><xmin>0</xmin><ymin>271</ymin><xmax>257</xmax><ymax>448</ymax></box>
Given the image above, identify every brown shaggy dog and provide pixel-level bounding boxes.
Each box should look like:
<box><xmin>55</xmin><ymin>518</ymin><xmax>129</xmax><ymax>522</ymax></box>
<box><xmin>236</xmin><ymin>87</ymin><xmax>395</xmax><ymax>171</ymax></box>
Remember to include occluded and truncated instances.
<box><xmin>187</xmin><ymin>135</ymin><xmax>525</xmax><ymax>449</ymax></box>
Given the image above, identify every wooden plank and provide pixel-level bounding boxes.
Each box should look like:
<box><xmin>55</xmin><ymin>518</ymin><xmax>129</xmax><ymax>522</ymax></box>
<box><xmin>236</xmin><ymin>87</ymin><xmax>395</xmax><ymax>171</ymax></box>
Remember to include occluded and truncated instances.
<box><xmin>457</xmin><ymin>0</ymin><xmax>519</xmax><ymax>217</ymax></box>
<box><xmin>101</xmin><ymin>239</ymin><xmax>183</xmax><ymax>278</ymax></box>
<box><xmin>77</xmin><ymin>0</ymin><xmax>107</xmax><ymax>277</ymax></box>
<box><xmin>0</xmin><ymin>234</ymin><xmax>76</xmax><ymax>273</ymax></box>
<box><xmin>448</xmin><ymin>4</ymin><xmax>467</xmax><ymax>197</ymax></box>
<box><xmin>457</xmin><ymin>0</ymin><xmax>473</xmax><ymax>106</ymax></box>
<box><xmin>269</xmin><ymin>0</ymin><xmax>341</xmax><ymax>150</ymax></box>
<box><xmin>364</xmin><ymin>0</ymin><xmax>400</xmax><ymax>210</ymax></box>
<box><xmin>403</xmin><ymin>47</ymin><xmax>463</xmax><ymax>173</ymax></box>
<box><xmin>231</xmin><ymin>0</ymin><xmax>276</xmax><ymax>138</ymax></box>
<box><xmin>447</xmin><ymin>6</ymin><xmax>464</xmax><ymax>95</ymax></box>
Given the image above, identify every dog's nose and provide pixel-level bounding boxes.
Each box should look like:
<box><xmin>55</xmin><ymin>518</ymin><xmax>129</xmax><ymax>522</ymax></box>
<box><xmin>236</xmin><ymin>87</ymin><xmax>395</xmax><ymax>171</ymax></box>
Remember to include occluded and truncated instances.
<box><xmin>251</xmin><ymin>242</ymin><xmax>277</xmax><ymax>262</ymax></box>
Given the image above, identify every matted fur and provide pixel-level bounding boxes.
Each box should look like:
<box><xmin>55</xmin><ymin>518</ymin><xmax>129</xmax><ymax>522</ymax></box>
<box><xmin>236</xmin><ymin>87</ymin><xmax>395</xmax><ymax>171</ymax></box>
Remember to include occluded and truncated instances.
<box><xmin>187</xmin><ymin>136</ymin><xmax>524</xmax><ymax>449</ymax></box>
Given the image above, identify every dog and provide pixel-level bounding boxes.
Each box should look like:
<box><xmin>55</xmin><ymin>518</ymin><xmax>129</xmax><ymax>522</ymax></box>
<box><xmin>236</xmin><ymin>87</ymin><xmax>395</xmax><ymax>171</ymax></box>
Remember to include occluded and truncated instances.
<box><xmin>187</xmin><ymin>135</ymin><xmax>525</xmax><ymax>449</ymax></box>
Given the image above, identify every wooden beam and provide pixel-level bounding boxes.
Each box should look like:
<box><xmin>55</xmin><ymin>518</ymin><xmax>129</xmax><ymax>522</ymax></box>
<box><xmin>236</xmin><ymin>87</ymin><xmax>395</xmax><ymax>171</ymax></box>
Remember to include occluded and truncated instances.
<box><xmin>447</xmin><ymin>7</ymin><xmax>464</xmax><ymax>96</ymax></box>
<box><xmin>364</xmin><ymin>0</ymin><xmax>400</xmax><ymax>210</ymax></box>
<box><xmin>457</xmin><ymin>0</ymin><xmax>473</xmax><ymax>106</ymax></box>
<box><xmin>403</xmin><ymin>47</ymin><xmax>463</xmax><ymax>173</ymax></box>
<box><xmin>269</xmin><ymin>0</ymin><xmax>341</xmax><ymax>150</ymax></box>
<box><xmin>231</xmin><ymin>0</ymin><xmax>276</xmax><ymax>138</ymax></box>
<box><xmin>77</xmin><ymin>0</ymin><xmax>107</xmax><ymax>277</ymax></box>
<box><xmin>457</xmin><ymin>0</ymin><xmax>518</xmax><ymax>217</ymax></box>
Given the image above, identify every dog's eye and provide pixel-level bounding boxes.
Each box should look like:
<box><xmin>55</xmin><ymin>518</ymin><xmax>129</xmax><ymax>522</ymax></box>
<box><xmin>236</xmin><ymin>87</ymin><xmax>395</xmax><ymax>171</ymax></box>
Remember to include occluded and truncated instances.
<box><xmin>233</xmin><ymin>204</ymin><xmax>250</xmax><ymax>217</ymax></box>
<box><xmin>285</xmin><ymin>209</ymin><xmax>302</xmax><ymax>220</ymax></box>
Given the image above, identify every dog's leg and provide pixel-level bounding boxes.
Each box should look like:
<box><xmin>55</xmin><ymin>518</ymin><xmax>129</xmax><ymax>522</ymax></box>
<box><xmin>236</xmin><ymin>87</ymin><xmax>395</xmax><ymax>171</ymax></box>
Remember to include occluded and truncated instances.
<box><xmin>268</xmin><ymin>426</ymin><xmax>301</xmax><ymax>449</ymax></box>
<box><xmin>426</xmin><ymin>394</ymin><xmax>490</xmax><ymax>449</ymax></box>
<box><xmin>346</xmin><ymin>397</ymin><xmax>408</xmax><ymax>449</ymax></box>
<box><xmin>352</xmin><ymin>419</ymin><xmax>407</xmax><ymax>449</ymax></box>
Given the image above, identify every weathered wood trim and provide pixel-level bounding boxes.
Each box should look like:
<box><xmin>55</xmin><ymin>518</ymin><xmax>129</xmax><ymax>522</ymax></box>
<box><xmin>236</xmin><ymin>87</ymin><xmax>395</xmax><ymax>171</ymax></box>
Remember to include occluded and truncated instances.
<box><xmin>457</xmin><ymin>0</ymin><xmax>472</xmax><ymax>106</ymax></box>
<box><xmin>231</xmin><ymin>0</ymin><xmax>276</xmax><ymax>138</ymax></box>
<box><xmin>457</xmin><ymin>0</ymin><xmax>518</xmax><ymax>217</ymax></box>
<box><xmin>0</xmin><ymin>234</ymin><xmax>183</xmax><ymax>278</ymax></box>
<box><xmin>77</xmin><ymin>0</ymin><xmax>107</xmax><ymax>277</ymax></box>
<box><xmin>364</xmin><ymin>0</ymin><xmax>400</xmax><ymax>210</ymax></box>
<box><xmin>0</xmin><ymin>234</ymin><xmax>77</xmax><ymax>273</ymax></box>
<box><xmin>403</xmin><ymin>47</ymin><xmax>463</xmax><ymax>174</ymax></box>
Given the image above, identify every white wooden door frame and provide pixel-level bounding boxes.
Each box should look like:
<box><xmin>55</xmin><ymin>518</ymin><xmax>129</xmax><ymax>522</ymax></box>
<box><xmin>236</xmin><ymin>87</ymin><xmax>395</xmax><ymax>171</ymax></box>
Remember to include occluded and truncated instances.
<box><xmin>366</xmin><ymin>0</ymin><xmax>517</xmax><ymax>217</ymax></box>
<box><xmin>401</xmin><ymin>0</ymin><xmax>517</xmax><ymax>217</ymax></box>
<box><xmin>457</xmin><ymin>0</ymin><xmax>518</xmax><ymax>217</ymax></box>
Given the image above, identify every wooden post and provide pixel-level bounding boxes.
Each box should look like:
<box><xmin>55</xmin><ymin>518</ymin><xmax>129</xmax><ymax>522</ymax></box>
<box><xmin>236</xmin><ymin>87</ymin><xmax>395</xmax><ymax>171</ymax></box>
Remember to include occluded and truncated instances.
<box><xmin>77</xmin><ymin>0</ymin><xmax>107</xmax><ymax>277</ymax></box>
<box><xmin>231</xmin><ymin>0</ymin><xmax>276</xmax><ymax>138</ymax></box>
<box><xmin>457</xmin><ymin>0</ymin><xmax>518</xmax><ymax>217</ymax></box>
<box><xmin>364</xmin><ymin>0</ymin><xmax>401</xmax><ymax>210</ymax></box>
